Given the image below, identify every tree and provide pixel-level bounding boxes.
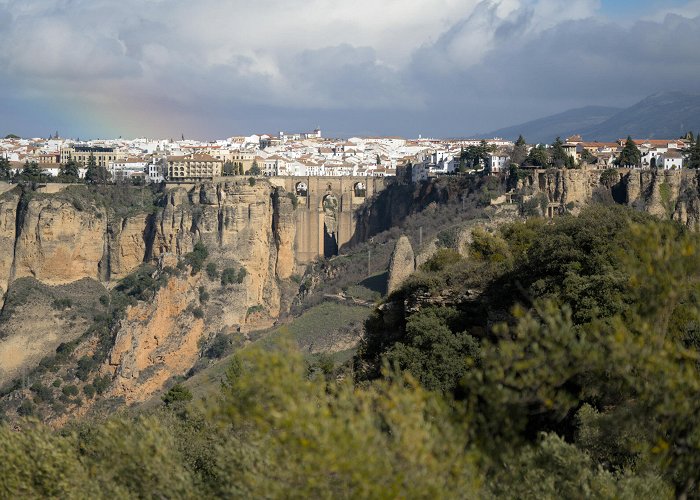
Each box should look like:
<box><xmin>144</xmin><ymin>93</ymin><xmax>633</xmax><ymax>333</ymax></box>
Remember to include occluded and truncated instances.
<box><xmin>223</xmin><ymin>161</ymin><xmax>235</xmax><ymax>176</ymax></box>
<box><xmin>85</xmin><ymin>154</ymin><xmax>110</xmax><ymax>184</ymax></box>
<box><xmin>20</xmin><ymin>160</ymin><xmax>44</xmax><ymax>181</ymax></box>
<box><xmin>162</xmin><ymin>384</ymin><xmax>193</xmax><ymax>407</ymax></box>
<box><xmin>617</xmin><ymin>136</ymin><xmax>641</xmax><ymax>167</ymax></box>
<box><xmin>686</xmin><ymin>134</ymin><xmax>700</xmax><ymax>169</ymax></box>
<box><xmin>551</xmin><ymin>137</ymin><xmax>574</xmax><ymax>168</ymax></box>
<box><xmin>461</xmin><ymin>141</ymin><xmax>495</xmax><ymax>170</ymax></box>
<box><xmin>249</xmin><ymin>160</ymin><xmax>261</xmax><ymax>176</ymax></box>
<box><xmin>526</xmin><ymin>144</ymin><xmax>549</xmax><ymax>167</ymax></box>
<box><xmin>580</xmin><ymin>148</ymin><xmax>597</xmax><ymax>165</ymax></box>
<box><xmin>0</xmin><ymin>157</ymin><xmax>11</xmax><ymax>179</ymax></box>
<box><xmin>510</xmin><ymin>135</ymin><xmax>528</xmax><ymax>166</ymax></box>
<box><xmin>59</xmin><ymin>159</ymin><xmax>80</xmax><ymax>182</ymax></box>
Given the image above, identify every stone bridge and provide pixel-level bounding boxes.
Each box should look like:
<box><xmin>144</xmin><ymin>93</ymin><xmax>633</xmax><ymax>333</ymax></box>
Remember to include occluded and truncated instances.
<box><xmin>268</xmin><ymin>176</ymin><xmax>387</xmax><ymax>264</ymax></box>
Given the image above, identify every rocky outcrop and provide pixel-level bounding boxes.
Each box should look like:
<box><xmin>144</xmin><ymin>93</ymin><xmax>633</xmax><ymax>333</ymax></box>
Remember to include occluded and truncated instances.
<box><xmin>0</xmin><ymin>190</ymin><xmax>21</xmax><ymax>300</ymax></box>
<box><xmin>11</xmin><ymin>196</ymin><xmax>107</xmax><ymax>286</ymax></box>
<box><xmin>107</xmin><ymin>273</ymin><xmax>205</xmax><ymax>403</ymax></box>
<box><xmin>387</xmin><ymin>236</ymin><xmax>415</xmax><ymax>295</ymax></box>
<box><xmin>273</xmin><ymin>190</ymin><xmax>296</xmax><ymax>280</ymax></box>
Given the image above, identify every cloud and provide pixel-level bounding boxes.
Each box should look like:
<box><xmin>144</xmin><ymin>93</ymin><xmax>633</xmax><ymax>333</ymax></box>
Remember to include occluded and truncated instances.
<box><xmin>0</xmin><ymin>0</ymin><xmax>697</xmax><ymax>138</ymax></box>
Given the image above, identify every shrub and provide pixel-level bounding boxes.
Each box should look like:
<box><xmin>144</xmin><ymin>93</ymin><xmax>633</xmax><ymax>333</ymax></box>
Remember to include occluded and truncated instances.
<box><xmin>237</xmin><ymin>267</ymin><xmax>248</xmax><ymax>283</ymax></box>
<box><xmin>93</xmin><ymin>375</ymin><xmax>111</xmax><ymax>395</ymax></box>
<box><xmin>286</xmin><ymin>191</ymin><xmax>299</xmax><ymax>209</ymax></box>
<box><xmin>192</xmin><ymin>307</ymin><xmax>205</xmax><ymax>319</ymax></box>
<box><xmin>62</xmin><ymin>385</ymin><xmax>79</xmax><ymax>397</ymax></box>
<box><xmin>421</xmin><ymin>249</ymin><xmax>463</xmax><ymax>273</ymax></box>
<box><xmin>52</xmin><ymin>379</ymin><xmax>62</xmax><ymax>388</ymax></box>
<box><xmin>248</xmin><ymin>177</ymin><xmax>256</xmax><ymax>186</ymax></box>
<box><xmin>204</xmin><ymin>333</ymin><xmax>233</xmax><ymax>360</ymax></box>
<box><xmin>52</xmin><ymin>297</ymin><xmax>73</xmax><ymax>310</ymax></box>
<box><xmin>205</xmin><ymin>262</ymin><xmax>218</xmax><ymax>280</ymax></box>
<box><xmin>221</xmin><ymin>268</ymin><xmax>238</xmax><ymax>286</ymax></box>
<box><xmin>30</xmin><ymin>383</ymin><xmax>54</xmax><ymax>403</ymax></box>
<box><xmin>83</xmin><ymin>385</ymin><xmax>96</xmax><ymax>399</ymax></box>
<box><xmin>162</xmin><ymin>384</ymin><xmax>193</xmax><ymax>407</ymax></box>
<box><xmin>247</xmin><ymin>305</ymin><xmax>264</xmax><ymax>316</ymax></box>
<box><xmin>16</xmin><ymin>400</ymin><xmax>36</xmax><ymax>417</ymax></box>
<box><xmin>184</xmin><ymin>242</ymin><xmax>208</xmax><ymax>275</ymax></box>
<box><xmin>199</xmin><ymin>287</ymin><xmax>209</xmax><ymax>304</ymax></box>
<box><xmin>76</xmin><ymin>356</ymin><xmax>97</xmax><ymax>382</ymax></box>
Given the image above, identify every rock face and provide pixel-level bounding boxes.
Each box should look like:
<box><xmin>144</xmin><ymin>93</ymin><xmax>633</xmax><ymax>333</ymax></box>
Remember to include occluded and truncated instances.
<box><xmin>520</xmin><ymin>168</ymin><xmax>700</xmax><ymax>227</ymax></box>
<box><xmin>0</xmin><ymin>181</ymin><xmax>299</xmax><ymax>401</ymax></box>
<box><xmin>108</xmin><ymin>273</ymin><xmax>205</xmax><ymax>403</ymax></box>
<box><xmin>387</xmin><ymin>236</ymin><xmax>415</xmax><ymax>295</ymax></box>
<box><xmin>12</xmin><ymin>196</ymin><xmax>108</xmax><ymax>286</ymax></box>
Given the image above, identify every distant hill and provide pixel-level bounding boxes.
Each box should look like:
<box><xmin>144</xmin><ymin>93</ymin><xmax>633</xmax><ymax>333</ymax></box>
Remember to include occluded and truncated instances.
<box><xmin>580</xmin><ymin>92</ymin><xmax>700</xmax><ymax>141</ymax></box>
<box><xmin>482</xmin><ymin>106</ymin><xmax>621</xmax><ymax>144</ymax></box>
<box><xmin>482</xmin><ymin>92</ymin><xmax>700</xmax><ymax>143</ymax></box>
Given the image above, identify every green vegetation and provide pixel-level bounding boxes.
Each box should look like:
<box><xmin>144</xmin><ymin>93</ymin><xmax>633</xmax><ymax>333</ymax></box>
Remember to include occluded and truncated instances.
<box><xmin>184</xmin><ymin>242</ymin><xmax>208</xmax><ymax>275</ymax></box>
<box><xmin>8</xmin><ymin>202</ymin><xmax>700</xmax><ymax>496</ymax></box>
<box><xmin>617</xmin><ymin>136</ymin><xmax>642</xmax><ymax>167</ymax></box>
<box><xmin>205</xmin><ymin>262</ymin><xmax>218</xmax><ymax>280</ymax></box>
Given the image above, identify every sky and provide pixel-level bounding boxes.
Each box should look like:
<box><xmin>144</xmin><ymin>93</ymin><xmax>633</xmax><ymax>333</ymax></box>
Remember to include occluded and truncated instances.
<box><xmin>0</xmin><ymin>0</ymin><xmax>699</xmax><ymax>140</ymax></box>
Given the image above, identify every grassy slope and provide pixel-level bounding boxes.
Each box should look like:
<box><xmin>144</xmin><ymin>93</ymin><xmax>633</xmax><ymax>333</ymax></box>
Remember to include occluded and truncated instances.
<box><xmin>181</xmin><ymin>302</ymin><xmax>371</xmax><ymax>402</ymax></box>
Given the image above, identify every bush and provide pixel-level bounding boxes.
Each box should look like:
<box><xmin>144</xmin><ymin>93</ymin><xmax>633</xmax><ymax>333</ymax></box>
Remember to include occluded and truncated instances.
<box><xmin>16</xmin><ymin>400</ymin><xmax>36</xmax><ymax>417</ymax></box>
<box><xmin>221</xmin><ymin>268</ymin><xmax>238</xmax><ymax>286</ymax></box>
<box><xmin>52</xmin><ymin>379</ymin><xmax>62</xmax><ymax>388</ymax></box>
<box><xmin>237</xmin><ymin>267</ymin><xmax>248</xmax><ymax>283</ymax></box>
<box><xmin>199</xmin><ymin>287</ymin><xmax>209</xmax><ymax>304</ymax></box>
<box><xmin>30</xmin><ymin>383</ymin><xmax>54</xmax><ymax>403</ymax></box>
<box><xmin>204</xmin><ymin>333</ymin><xmax>233</xmax><ymax>360</ymax></box>
<box><xmin>205</xmin><ymin>262</ymin><xmax>218</xmax><ymax>280</ymax></box>
<box><xmin>52</xmin><ymin>297</ymin><xmax>73</xmax><ymax>310</ymax></box>
<box><xmin>286</xmin><ymin>192</ymin><xmax>299</xmax><ymax>209</ymax></box>
<box><xmin>83</xmin><ymin>385</ymin><xmax>96</xmax><ymax>399</ymax></box>
<box><xmin>184</xmin><ymin>242</ymin><xmax>208</xmax><ymax>275</ymax></box>
<box><xmin>246</xmin><ymin>305</ymin><xmax>264</xmax><ymax>316</ymax></box>
<box><xmin>162</xmin><ymin>384</ymin><xmax>193</xmax><ymax>407</ymax></box>
<box><xmin>93</xmin><ymin>375</ymin><xmax>111</xmax><ymax>395</ymax></box>
<box><xmin>248</xmin><ymin>177</ymin><xmax>256</xmax><ymax>186</ymax></box>
<box><xmin>192</xmin><ymin>307</ymin><xmax>205</xmax><ymax>319</ymax></box>
<box><xmin>62</xmin><ymin>385</ymin><xmax>79</xmax><ymax>397</ymax></box>
<box><xmin>76</xmin><ymin>356</ymin><xmax>97</xmax><ymax>382</ymax></box>
<box><xmin>421</xmin><ymin>249</ymin><xmax>463</xmax><ymax>273</ymax></box>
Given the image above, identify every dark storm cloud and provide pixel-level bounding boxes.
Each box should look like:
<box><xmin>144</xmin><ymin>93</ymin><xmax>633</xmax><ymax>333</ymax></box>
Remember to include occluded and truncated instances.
<box><xmin>0</xmin><ymin>0</ymin><xmax>698</xmax><ymax>138</ymax></box>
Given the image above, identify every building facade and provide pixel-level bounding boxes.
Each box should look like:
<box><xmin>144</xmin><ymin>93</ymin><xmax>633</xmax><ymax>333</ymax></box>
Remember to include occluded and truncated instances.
<box><xmin>167</xmin><ymin>154</ymin><xmax>223</xmax><ymax>180</ymax></box>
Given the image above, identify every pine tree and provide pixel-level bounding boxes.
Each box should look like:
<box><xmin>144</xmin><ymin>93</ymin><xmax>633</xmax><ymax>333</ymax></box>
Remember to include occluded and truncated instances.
<box><xmin>21</xmin><ymin>160</ymin><xmax>43</xmax><ymax>179</ymax></box>
<box><xmin>0</xmin><ymin>157</ymin><xmax>11</xmax><ymax>179</ymax></box>
<box><xmin>60</xmin><ymin>159</ymin><xmax>80</xmax><ymax>182</ymax></box>
<box><xmin>510</xmin><ymin>135</ymin><xmax>528</xmax><ymax>166</ymax></box>
<box><xmin>617</xmin><ymin>136</ymin><xmax>641</xmax><ymax>168</ymax></box>
<box><xmin>551</xmin><ymin>137</ymin><xmax>574</xmax><ymax>168</ymax></box>
<box><xmin>85</xmin><ymin>153</ymin><xmax>110</xmax><ymax>184</ymax></box>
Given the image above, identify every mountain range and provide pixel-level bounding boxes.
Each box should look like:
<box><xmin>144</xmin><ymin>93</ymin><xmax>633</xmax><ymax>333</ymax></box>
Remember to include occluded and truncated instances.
<box><xmin>482</xmin><ymin>91</ymin><xmax>700</xmax><ymax>143</ymax></box>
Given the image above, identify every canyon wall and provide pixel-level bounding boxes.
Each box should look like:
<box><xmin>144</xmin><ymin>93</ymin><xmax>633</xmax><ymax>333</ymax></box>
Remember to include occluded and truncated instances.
<box><xmin>0</xmin><ymin>180</ymin><xmax>299</xmax><ymax>393</ymax></box>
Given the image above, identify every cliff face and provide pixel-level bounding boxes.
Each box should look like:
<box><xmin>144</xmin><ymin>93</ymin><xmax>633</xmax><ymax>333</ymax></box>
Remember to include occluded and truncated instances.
<box><xmin>0</xmin><ymin>181</ymin><xmax>298</xmax><ymax>398</ymax></box>
<box><xmin>521</xmin><ymin>168</ymin><xmax>700</xmax><ymax>228</ymax></box>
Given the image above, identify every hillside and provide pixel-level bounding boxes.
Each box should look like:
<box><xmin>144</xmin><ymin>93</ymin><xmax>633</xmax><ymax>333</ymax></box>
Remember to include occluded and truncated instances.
<box><xmin>581</xmin><ymin>91</ymin><xmax>700</xmax><ymax>140</ymax></box>
<box><xmin>483</xmin><ymin>91</ymin><xmax>700</xmax><ymax>142</ymax></box>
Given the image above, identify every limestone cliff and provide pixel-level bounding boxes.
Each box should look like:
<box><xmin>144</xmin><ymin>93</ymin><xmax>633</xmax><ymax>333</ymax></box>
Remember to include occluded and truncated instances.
<box><xmin>387</xmin><ymin>236</ymin><xmax>415</xmax><ymax>295</ymax></box>
<box><xmin>519</xmin><ymin>168</ymin><xmax>700</xmax><ymax>227</ymax></box>
<box><xmin>0</xmin><ymin>181</ymin><xmax>298</xmax><ymax>401</ymax></box>
<box><xmin>107</xmin><ymin>273</ymin><xmax>205</xmax><ymax>403</ymax></box>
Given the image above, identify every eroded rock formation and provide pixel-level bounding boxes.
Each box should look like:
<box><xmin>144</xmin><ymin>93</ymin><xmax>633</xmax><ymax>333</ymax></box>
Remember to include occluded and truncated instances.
<box><xmin>387</xmin><ymin>236</ymin><xmax>415</xmax><ymax>295</ymax></box>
